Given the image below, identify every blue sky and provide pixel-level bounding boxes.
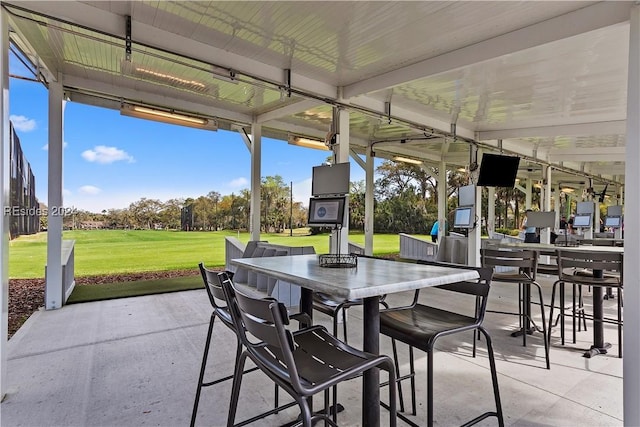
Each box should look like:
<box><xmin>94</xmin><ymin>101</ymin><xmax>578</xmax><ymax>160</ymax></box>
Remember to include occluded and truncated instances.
<box><xmin>9</xmin><ymin>58</ymin><xmax>371</xmax><ymax>213</ymax></box>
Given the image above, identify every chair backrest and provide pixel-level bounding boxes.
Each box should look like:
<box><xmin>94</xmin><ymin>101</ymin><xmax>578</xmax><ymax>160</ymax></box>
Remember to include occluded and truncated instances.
<box><xmin>416</xmin><ymin>260</ymin><xmax>493</xmax><ymax>322</ymax></box>
<box><xmin>416</xmin><ymin>260</ymin><xmax>492</xmax><ymax>295</ymax></box>
<box><xmin>480</xmin><ymin>248</ymin><xmax>538</xmax><ymax>279</ymax></box>
<box><xmin>556</xmin><ymin>249</ymin><xmax>623</xmax><ymax>275</ymax></box>
<box><xmin>198</xmin><ymin>262</ymin><xmax>227</xmax><ymax>310</ymax></box>
<box><xmin>218</xmin><ymin>272</ymin><xmax>305</xmax><ymax>392</ymax></box>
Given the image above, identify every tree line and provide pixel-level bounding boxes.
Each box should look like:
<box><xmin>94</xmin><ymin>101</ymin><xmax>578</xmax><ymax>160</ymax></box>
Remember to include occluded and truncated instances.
<box><xmin>53</xmin><ymin>161</ymin><xmax>541</xmax><ymax>234</ymax></box>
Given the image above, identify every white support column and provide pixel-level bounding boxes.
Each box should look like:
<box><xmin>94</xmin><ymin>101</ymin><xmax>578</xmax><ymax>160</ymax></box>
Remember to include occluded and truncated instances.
<box><xmin>333</xmin><ymin>108</ymin><xmax>350</xmax><ymax>255</ymax></box>
<box><xmin>541</xmin><ymin>166</ymin><xmax>552</xmax><ymax>244</ymax></box>
<box><xmin>437</xmin><ymin>159</ymin><xmax>446</xmax><ymax>243</ymax></box>
<box><xmin>625</xmin><ymin>5</ymin><xmax>640</xmax><ymax>425</ymax></box>
<box><xmin>249</xmin><ymin>123</ymin><xmax>261</xmax><ymax>242</ymax></box>
<box><xmin>1</xmin><ymin>8</ymin><xmax>10</xmax><ymax>400</ymax></box>
<box><xmin>554</xmin><ymin>183</ymin><xmax>561</xmax><ymax>221</ymax></box>
<box><xmin>45</xmin><ymin>77</ymin><xmax>64</xmax><ymax>310</ymax></box>
<box><xmin>487</xmin><ymin>187</ymin><xmax>495</xmax><ymax>237</ymax></box>
<box><xmin>468</xmin><ymin>148</ymin><xmax>481</xmax><ymax>266</ymax></box>
<box><xmin>615</xmin><ymin>185</ymin><xmax>624</xmax><ymax>240</ymax></box>
<box><xmin>365</xmin><ymin>144</ymin><xmax>374</xmax><ymax>255</ymax></box>
<box><xmin>525</xmin><ymin>177</ymin><xmax>532</xmax><ymax>210</ymax></box>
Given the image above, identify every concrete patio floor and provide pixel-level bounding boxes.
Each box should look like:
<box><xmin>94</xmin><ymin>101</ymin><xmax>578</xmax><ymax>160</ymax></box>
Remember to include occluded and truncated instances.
<box><xmin>1</xmin><ymin>275</ymin><xmax>623</xmax><ymax>426</ymax></box>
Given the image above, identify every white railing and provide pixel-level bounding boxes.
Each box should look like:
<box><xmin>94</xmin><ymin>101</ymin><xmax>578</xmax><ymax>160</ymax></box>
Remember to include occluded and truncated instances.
<box><xmin>399</xmin><ymin>233</ymin><xmax>438</xmax><ymax>261</ymax></box>
<box><xmin>61</xmin><ymin>240</ymin><xmax>76</xmax><ymax>304</ymax></box>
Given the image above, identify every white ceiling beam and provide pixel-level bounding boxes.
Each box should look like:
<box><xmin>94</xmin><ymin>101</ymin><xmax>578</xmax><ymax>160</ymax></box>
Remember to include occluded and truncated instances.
<box><xmin>343</xmin><ymin>2</ymin><xmax>631</xmax><ymax>98</ymax></box>
<box><xmin>588</xmin><ymin>165</ymin><xmax>626</xmax><ymax>175</ymax></box>
<box><xmin>255</xmin><ymin>100</ymin><xmax>324</xmax><ymax>124</ymax></box>
<box><xmin>481</xmin><ymin>139</ymin><xmax>539</xmax><ymax>159</ymax></box>
<box><xmin>62</xmin><ymin>75</ymin><xmax>252</xmax><ymax>124</ymax></box>
<box><xmin>5</xmin><ymin>1</ymin><xmax>337</xmax><ymax>99</ymax></box>
<box><xmin>549</xmin><ymin>147</ymin><xmax>626</xmax><ymax>162</ymax></box>
<box><xmin>350</xmin><ymin>96</ymin><xmax>476</xmax><ymax>141</ymax></box>
<box><xmin>478</xmin><ymin>121</ymin><xmax>627</xmax><ymax>140</ymax></box>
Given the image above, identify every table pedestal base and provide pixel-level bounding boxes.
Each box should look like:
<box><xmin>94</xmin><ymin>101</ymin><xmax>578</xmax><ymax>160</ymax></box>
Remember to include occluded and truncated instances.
<box><xmin>279</xmin><ymin>404</ymin><xmax>345</xmax><ymax>427</ymax></box>
<box><xmin>584</xmin><ymin>342</ymin><xmax>611</xmax><ymax>358</ymax></box>
<box><xmin>510</xmin><ymin>327</ymin><xmax>536</xmax><ymax>338</ymax></box>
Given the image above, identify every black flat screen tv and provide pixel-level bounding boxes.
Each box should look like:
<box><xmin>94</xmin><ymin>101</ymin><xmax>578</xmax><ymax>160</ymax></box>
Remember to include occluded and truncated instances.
<box><xmin>311</xmin><ymin>163</ymin><xmax>350</xmax><ymax>196</ymax></box>
<box><xmin>307</xmin><ymin>196</ymin><xmax>346</xmax><ymax>227</ymax></box>
<box><xmin>453</xmin><ymin>206</ymin><xmax>475</xmax><ymax>229</ymax></box>
<box><xmin>476</xmin><ymin>153</ymin><xmax>520</xmax><ymax>187</ymax></box>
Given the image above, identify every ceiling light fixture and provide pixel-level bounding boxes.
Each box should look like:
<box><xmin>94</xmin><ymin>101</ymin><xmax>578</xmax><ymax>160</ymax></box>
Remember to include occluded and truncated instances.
<box><xmin>288</xmin><ymin>135</ymin><xmax>329</xmax><ymax>151</ymax></box>
<box><xmin>120</xmin><ymin>103</ymin><xmax>217</xmax><ymax>130</ymax></box>
<box><xmin>393</xmin><ymin>156</ymin><xmax>422</xmax><ymax>165</ymax></box>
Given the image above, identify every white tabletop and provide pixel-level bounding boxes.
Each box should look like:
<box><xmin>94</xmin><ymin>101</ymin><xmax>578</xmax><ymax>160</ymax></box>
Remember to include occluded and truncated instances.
<box><xmin>231</xmin><ymin>254</ymin><xmax>479</xmax><ymax>300</ymax></box>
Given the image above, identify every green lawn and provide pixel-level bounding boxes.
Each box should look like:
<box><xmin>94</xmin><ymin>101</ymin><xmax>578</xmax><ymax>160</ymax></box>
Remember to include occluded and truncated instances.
<box><xmin>9</xmin><ymin>230</ymin><xmax>417</xmax><ymax>279</ymax></box>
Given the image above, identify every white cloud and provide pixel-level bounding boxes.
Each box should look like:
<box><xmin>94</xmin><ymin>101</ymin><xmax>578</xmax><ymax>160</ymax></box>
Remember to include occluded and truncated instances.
<box><xmin>81</xmin><ymin>145</ymin><xmax>134</xmax><ymax>164</ymax></box>
<box><xmin>229</xmin><ymin>177</ymin><xmax>249</xmax><ymax>188</ymax></box>
<box><xmin>42</xmin><ymin>141</ymin><xmax>69</xmax><ymax>151</ymax></box>
<box><xmin>10</xmin><ymin>115</ymin><xmax>36</xmax><ymax>132</ymax></box>
<box><xmin>293</xmin><ymin>177</ymin><xmax>312</xmax><ymax>206</ymax></box>
<box><xmin>79</xmin><ymin>185</ymin><xmax>102</xmax><ymax>195</ymax></box>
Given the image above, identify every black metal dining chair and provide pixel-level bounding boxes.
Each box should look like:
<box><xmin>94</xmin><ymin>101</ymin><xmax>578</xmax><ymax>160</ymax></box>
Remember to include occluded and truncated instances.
<box><xmin>191</xmin><ymin>263</ymin><xmax>305</xmax><ymax>426</ymax></box>
<box><xmin>220</xmin><ymin>271</ymin><xmax>398</xmax><ymax>427</ymax></box>
<box><xmin>548</xmin><ymin>249</ymin><xmax>623</xmax><ymax>357</ymax></box>
<box><xmin>481</xmin><ymin>248</ymin><xmax>550</xmax><ymax>369</ymax></box>
<box><xmin>190</xmin><ymin>263</ymin><xmax>259</xmax><ymax>427</ymax></box>
<box><xmin>312</xmin><ymin>253</ymin><xmax>389</xmax><ymax>344</ymax></box>
<box><xmin>379</xmin><ymin>262</ymin><xmax>503</xmax><ymax>427</ymax></box>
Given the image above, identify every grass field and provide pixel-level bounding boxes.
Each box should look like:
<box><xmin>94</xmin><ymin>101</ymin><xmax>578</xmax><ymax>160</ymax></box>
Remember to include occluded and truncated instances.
<box><xmin>9</xmin><ymin>229</ymin><xmax>417</xmax><ymax>279</ymax></box>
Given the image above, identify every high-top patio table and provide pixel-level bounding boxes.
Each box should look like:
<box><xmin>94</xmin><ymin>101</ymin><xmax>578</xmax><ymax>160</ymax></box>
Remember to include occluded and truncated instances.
<box><xmin>231</xmin><ymin>254</ymin><xmax>479</xmax><ymax>427</ymax></box>
<box><xmin>497</xmin><ymin>242</ymin><xmax>624</xmax><ymax>358</ymax></box>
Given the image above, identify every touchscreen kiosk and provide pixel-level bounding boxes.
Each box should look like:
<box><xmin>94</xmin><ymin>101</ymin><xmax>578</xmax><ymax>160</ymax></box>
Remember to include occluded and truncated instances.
<box><xmin>572</xmin><ymin>213</ymin><xmax>592</xmax><ymax>228</ymax></box>
<box><xmin>604</xmin><ymin>216</ymin><xmax>622</xmax><ymax>228</ymax></box>
<box><xmin>307</xmin><ymin>197</ymin><xmax>346</xmax><ymax>227</ymax></box>
<box><xmin>453</xmin><ymin>206</ymin><xmax>475</xmax><ymax>229</ymax></box>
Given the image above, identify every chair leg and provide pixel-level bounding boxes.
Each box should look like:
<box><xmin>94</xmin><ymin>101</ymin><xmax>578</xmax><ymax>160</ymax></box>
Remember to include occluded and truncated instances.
<box><xmin>560</xmin><ymin>282</ymin><xmax>566</xmax><ymax>345</ymax></box>
<box><xmin>580</xmin><ymin>285</ymin><xmax>587</xmax><ymax>332</ymax></box>
<box><xmin>324</xmin><ymin>389</ymin><xmax>330</xmax><ymax>427</ymax></box>
<box><xmin>479</xmin><ymin>327</ymin><xmax>505</xmax><ymax>427</ymax></box>
<box><xmin>227</xmin><ymin>352</ymin><xmax>248</xmax><ymax>427</ymax></box>
<box><xmin>533</xmin><ymin>282</ymin><xmax>551</xmax><ymax>369</ymax></box>
<box><xmin>410</xmin><ymin>346</ymin><xmax>417</xmax><ymax>415</ymax></box>
<box><xmin>190</xmin><ymin>314</ymin><xmax>216</xmax><ymax>427</ymax></box>
<box><xmin>385</xmin><ymin>360</ymin><xmax>398</xmax><ymax>427</ymax></box>
<box><xmin>548</xmin><ymin>281</ymin><xmax>558</xmax><ymax>347</ymax></box>
<box><xmin>299</xmin><ymin>396</ymin><xmax>314</xmax><ymax>427</ymax></box>
<box><xmin>391</xmin><ymin>338</ymin><xmax>405</xmax><ymax>413</ymax></box>
<box><xmin>342</xmin><ymin>308</ymin><xmax>348</xmax><ymax>344</ymax></box>
<box><xmin>427</xmin><ymin>349</ymin><xmax>434</xmax><ymax>427</ymax></box>
<box><xmin>571</xmin><ymin>283</ymin><xmax>582</xmax><ymax>344</ymax></box>
<box><xmin>618</xmin><ymin>288</ymin><xmax>623</xmax><ymax>358</ymax></box>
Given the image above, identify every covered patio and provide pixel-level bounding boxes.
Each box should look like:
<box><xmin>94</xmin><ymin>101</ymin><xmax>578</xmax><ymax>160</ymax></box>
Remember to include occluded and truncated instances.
<box><xmin>2</xmin><ymin>275</ymin><xmax>622</xmax><ymax>426</ymax></box>
<box><xmin>1</xmin><ymin>1</ymin><xmax>638</xmax><ymax>425</ymax></box>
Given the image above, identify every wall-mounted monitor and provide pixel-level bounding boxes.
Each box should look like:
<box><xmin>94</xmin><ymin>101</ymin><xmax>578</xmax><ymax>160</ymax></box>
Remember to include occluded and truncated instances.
<box><xmin>458</xmin><ymin>184</ymin><xmax>475</xmax><ymax>207</ymax></box>
<box><xmin>607</xmin><ymin>205</ymin><xmax>623</xmax><ymax>217</ymax></box>
<box><xmin>307</xmin><ymin>196</ymin><xmax>346</xmax><ymax>227</ymax></box>
<box><xmin>476</xmin><ymin>153</ymin><xmax>520</xmax><ymax>187</ymax></box>
<box><xmin>604</xmin><ymin>216</ymin><xmax>622</xmax><ymax>228</ymax></box>
<box><xmin>525</xmin><ymin>211</ymin><xmax>556</xmax><ymax>228</ymax></box>
<box><xmin>576</xmin><ymin>201</ymin><xmax>595</xmax><ymax>215</ymax></box>
<box><xmin>572</xmin><ymin>213</ymin><xmax>592</xmax><ymax>228</ymax></box>
<box><xmin>453</xmin><ymin>206</ymin><xmax>475</xmax><ymax>229</ymax></box>
<box><xmin>311</xmin><ymin>163</ymin><xmax>350</xmax><ymax>196</ymax></box>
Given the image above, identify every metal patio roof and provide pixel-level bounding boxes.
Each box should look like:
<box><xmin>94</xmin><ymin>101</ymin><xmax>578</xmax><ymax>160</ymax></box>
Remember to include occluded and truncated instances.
<box><xmin>2</xmin><ymin>1</ymin><xmax>632</xmax><ymax>195</ymax></box>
